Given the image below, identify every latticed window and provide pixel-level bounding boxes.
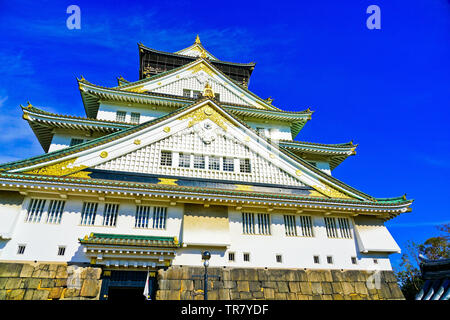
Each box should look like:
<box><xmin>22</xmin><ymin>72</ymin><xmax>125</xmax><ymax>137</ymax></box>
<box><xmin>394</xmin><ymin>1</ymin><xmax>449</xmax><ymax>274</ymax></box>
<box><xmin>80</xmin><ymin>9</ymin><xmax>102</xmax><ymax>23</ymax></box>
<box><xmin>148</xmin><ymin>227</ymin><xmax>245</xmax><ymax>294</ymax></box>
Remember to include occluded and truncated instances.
<box><xmin>135</xmin><ymin>206</ymin><xmax>167</xmax><ymax>229</ymax></box>
<box><xmin>183</xmin><ymin>89</ymin><xmax>191</xmax><ymax>97</ymax></box>
<box><xmin>193</xmin><ymin>155</ymin><xmax>205</xmax><ymax>169</ymax></box>
<box><xmin>337</xmin><ymin>217</ymin><xmax>352</xmax><ymax>238</ymax></box>
<box><xmin>228</xmin><ymin>252</ymin><xmax>235</xmax><ymax>262</ymax></box>
<box><xmin>179</xmin><ymin>153</ymin><xmax>191</xmax><ymax>168</ymax></box>
<box><xmin>192</xmin><ymin>90</ymin><xmax>201</xmax><ymax>99</ymax></box>
<box><xmin>103</xmin><ymin>203</ymin><xmax>119</xmax><ymax>227</ymax></box>
<box><xmin>70</xmin><ymin>138</ymin><xmax>84</xmax><ymax>147</ymax></box>
<box><xmin>239</xmin><ymin>158</ymin><xmax>251</xmax><ymax>173</ymax></box>
<box><xmin>160</xmin><ymin>151</ymin><xmax>172</xmax><ymax>166</ymax></box>
<box><xmin>276</xmin><ymin>254</ymin><xmax>283</xmax><ymax>263</ymax></box>
<box><xmin>324</xmin><ymin>217</ymin><xmax>338</xmax><ymax>238</ymax></box>
<box><xmin>327</xmin><ymin>256</ymin><xmax>333</xmax><ymax>264</ymax></box>
<box><xmin>57</xmin><ymin>246</ymin><xmax>66</xmax><ymax>256</ymax></box>
<box><xmin>46</xmin><ymin>200</ymin><xmax>65</xmax><ymax>224</ymax></box>
<box><xmin>80</xmin><ymin>202</ymin><xmax>98</xmax><ymax>225</ymax></box>
<box><xmin>17</xmin><ymin>245</ymin><xmax>26</xmax><ymax>255</ymax></box>
<box><xmin>130</xmin><ymin>112</ymin><xmax>140</xmax><ymax>124</ymax></box>
<box><xmin>243</xmin><ymin>253</ymin><xmax>250</xmax><ymax>262</ymax></box>
<box><xmin>208</xmin><ymin>156</ymin><xmax>220</xmax><ymax>170</ymax></box>
<box><xmin>299</xmin><ymin>215</ymin><xmax>314</xmax><ymax>237</ymax></box>
<box><xmin>116</xmin><ymin>111</ymin><xmax>126</xmax><ymax>122</ymax></box>
<box><xmin>223</xmin><ymin>157</ymin><xmax>234</xmax><ymax>172</ymax></box>
<box><xmin>25</xmin><ymin>199</ymin><xmax>46</xmax><ymax>223</ymax></box>
<box><xmin>284</xmin><ymin>215</ymin><xmax>297</xmax><ymax>236</ymax></box>
<box><xmin>242</xmin><ymin>212</ymin><xmax>270</xmax><ymax>235</ymax></box>
<box><xmin>152</xmin><ymin>207</ymin><xmax>167</xmax><ymax>229</ymax></box>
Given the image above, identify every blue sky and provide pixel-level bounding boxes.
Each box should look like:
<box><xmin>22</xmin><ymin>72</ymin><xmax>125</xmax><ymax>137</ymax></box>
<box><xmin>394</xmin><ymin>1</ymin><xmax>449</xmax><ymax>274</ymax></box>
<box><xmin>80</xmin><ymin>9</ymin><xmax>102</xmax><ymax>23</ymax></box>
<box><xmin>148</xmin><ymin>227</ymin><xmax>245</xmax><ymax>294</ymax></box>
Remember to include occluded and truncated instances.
<box><xmin>0</xmin><ymin>0</ymin><xmax>448</xmax><ymax>270</ymax></box>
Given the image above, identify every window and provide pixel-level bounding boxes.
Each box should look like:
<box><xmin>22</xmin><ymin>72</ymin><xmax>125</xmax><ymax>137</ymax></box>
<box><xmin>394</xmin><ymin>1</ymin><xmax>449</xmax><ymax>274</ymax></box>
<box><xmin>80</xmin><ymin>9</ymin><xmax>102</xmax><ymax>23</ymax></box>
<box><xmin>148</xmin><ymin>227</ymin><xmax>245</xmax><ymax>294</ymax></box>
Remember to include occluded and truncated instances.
<box><xmin>327</xmin><ymin>256</ymin><xmax>333</xmax><ymax>264</ymax></box>
<box><xmin>373</xmin><ymin>259</ymin><xmax>378</xmax><ymax>264</ymax></box>
<box><xmin>257</xmin><ymin>213</ymin><xmax>271</xmax><ymax>235</ymax></box>
<box><xmin>130</xmin><ymin>112</ymin><xmax>140</xmax><ymax>124</ymax></box>
<box><xmin>25</xmin><ymin>198</ymin><xmax>46</xmax><ymax>223</ymax></box>
<box><xmin>208</xmin><ymin>156</ymin><xmax>220</xmax><ymax>170</ymax></box>
<box><xmin>80</xmin><ymin>202</ymin><xmax>98</xmax><ymax>225</ymax></box>
<box><xmin>276</xmin><ymin>254</ymin><xmax>283</xmax><ymax>263</ymax></box>
<box><xmin>299</xmin><ymin>216</ymin><xmax>314</xmax><ymax>237</ymax></box>
<box><xmin>160</xmin><ymin>151</ymin><xmax>172</xmax><ymax>166</ymax></box>
<box><xmin>337</xmin><ymin>217</ymin><xmax>352</xmax><ymax>239</ymax></box>
<box><xmin>242</xmin><ymin>212</ymin><xmax>270</xmax><ymax>235</ymax></box>
<box><xmin>179</xmin><ymin>153</ymin><xmax>191</xmax><ymax>168</ymax></box>
<box><xmin>351</xmin><ymin>257</ymin><xmax>357</xmax><ymax>265</ymax></box>
<box><xmin>223</xmin><ymin>157</ymin><xmax>234</xmax><ymax>172</ymax></box>
<box><xmin>183</xmin><ymin>89</ymin><xmax>191</xmax><ymax>97</ymax></box>
<box><xmin>46</xmin><ymin>200</ymin><xmax>65</xmax><ymax>224</ymax></box>
<box><xmin>135</xmin><ymin>205</ymin><xmax>152</xmax><ymax>228</ymax></box>
<box><xmin>70</xmin><ymin>138</ymin><xmax>84</xmax><ymax>147</ymax></box>
<box><xmin>239</xmin><ymin>158</ymin><xmax>251</xmax><ymax>173</ymax></box>
<box><xmin>192</xmin><ymin>90</ymin><xmax>201</xmax><ymax>99</ymax></box>
<box><xmin>243</xmin><ymin>253</ymin><xmax>250</xmax><ymax>262</ymax></box>
<box><xmin>284</xmin><ymin>215</ymin><xmax>297</xmax><ymax>236</ymax></box>
<box><xmin>325</xmin><ymin>217</ymin><xmax>352</xmax><ymax>239</ymax></box>
<box><xmin>324</xmin><ymin>217</ymin><xmax>339</xmax><ymax>238</ymax></box>
<box><xmin>214</xmin><ymin>93</ymin><xmax>220</xmax><ymax>101</ymax></box>
<box><xmin>313</xmin><ymin>255</ymin><xmax>320</xmax><ymax>264</ymax></box>
<box><xmin>256</xmin><ymin>127</ymin><xmax>265</xmax><ymax>137</ymax></box>
<box><xmin>57</xmin><ymin>246</ymin><xmax>66</xmax><ymax>256</ymax></box>
<box><xmin>103</xmin><ymin>203</ymin><xmax>119</xmax><ymax>227</ymax></box>
<box><xmin>193</xmin><ymin>155</ymin><xmax>205</xmax><ymax>169</ymax></box>
<box><xmin>228</xmin><ymin>252</ymin><xmax>235</xmax><ymax>262</ymax></box>
<box><xmin>116</xmin><ymin>111</ymin><xmax>126</xmax><ymax>122</ymax></box>
<box><xmin>17</xmin><ymin>245</ymin><xmax>26</xmax><ymax>255</ymax></box>
<box><xmin>152</xmin><ymin>207</ymin><xmax>167</xmax><ymax>229</ymax></box>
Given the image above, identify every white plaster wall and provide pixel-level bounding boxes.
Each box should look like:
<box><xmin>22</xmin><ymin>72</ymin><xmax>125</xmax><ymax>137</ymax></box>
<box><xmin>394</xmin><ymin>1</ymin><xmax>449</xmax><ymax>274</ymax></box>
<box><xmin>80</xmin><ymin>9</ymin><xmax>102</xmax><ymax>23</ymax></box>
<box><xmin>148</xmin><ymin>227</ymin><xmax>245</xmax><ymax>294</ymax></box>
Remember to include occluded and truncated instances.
<box><xmin>96</xmin><ymin>102</ymin><xmax>171</xmax><ymax>123</ymax></box>
<box><xmin>244</xmin><ymin>120</ymin><xmax>292</xmax><ymax>142</ymax></box>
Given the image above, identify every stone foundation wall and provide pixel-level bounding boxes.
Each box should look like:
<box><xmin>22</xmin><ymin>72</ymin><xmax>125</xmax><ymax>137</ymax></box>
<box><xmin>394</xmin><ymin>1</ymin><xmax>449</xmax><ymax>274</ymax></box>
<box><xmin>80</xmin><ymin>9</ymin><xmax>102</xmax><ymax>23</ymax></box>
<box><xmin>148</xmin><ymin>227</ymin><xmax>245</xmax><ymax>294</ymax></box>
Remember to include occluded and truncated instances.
<box><xmin>156</xmin><ymin>266</ymin><xmax>405</xmax><ymax>300</ymax></box>
<box><xmin>0</xmin><ymin>262</ymin><xmax>102</xmax><ymax>300</ymax></box>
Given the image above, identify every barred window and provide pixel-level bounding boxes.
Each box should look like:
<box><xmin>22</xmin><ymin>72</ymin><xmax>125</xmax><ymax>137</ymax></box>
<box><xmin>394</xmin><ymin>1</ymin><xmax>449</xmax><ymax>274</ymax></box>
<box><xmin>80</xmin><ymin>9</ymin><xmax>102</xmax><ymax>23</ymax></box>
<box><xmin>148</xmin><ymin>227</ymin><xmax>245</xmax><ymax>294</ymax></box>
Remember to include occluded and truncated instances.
<box><xmin>46</xmin><ymin>200</ymin><xmax>65</xmax><ymax>224</ymax></box>
<box><xmin>152</xmin><ymin>207</ymin><xmax>167</xmax><ymax>229</ymax></box>
<box><xmin>351</xmin><ymin>257</ymin><xmax>357</xmax><ymax>265</ymax></box>
<box><xmin>130</xmin><ymin>112</ymin><xmax>140</xmax><ymax>124</ymax></box>
<box><xmin>284</xmin><ymin>215</ymin><xmax>297</xmax><ymax>236</ymax></box>
<box><xmin>239</xmin><ymin>158</ymin><xmax>251</xmax><ymax>173</ymax></box>
<box><xmin>193</xmin><ymin>155</ymin><xmax>205</xmax><ymax>169</ymax></box>
<box><xmin>57</xmin><ymin>246</ymin><xmax>66</xmax><ymax>256</ymax></box>
<box><xmin>257</xmin><ymin>213</ymin><xmax>271</xmax><ymax>235</ymax></box>
<box><xmin>228</xmin><ymin>252</ymin><xmax>235</xmax><ymax>262</ymax></box>
<box><xmin>243</xmin><ymin>253</ymin><xmax>250</xmax><ymax>262</ymax></box>
<box><xmin>242</xmin><ymin>212</ymin><xmax>270</xmax><ymax>235</ymax></box>
<box><xmin>338</xmin><ymin>217</ymin><xmax>352</xmax><ymax>239</ymax></box>
<box><xmin>256</xmin><ymin>127</ymin><xmax>265</xmax><ymax>137</ymax></box>
<box><xmin>299</xmin><ymin>215</ymin><xmax>314</xmax><ymax>237</ymax></box>
<box><xmin>276</xmin><ymin>254</ymin><xmax>283</xmax><ymax>263</ymax></box>
<box><xmin>25</xmin><ymin>198</ymin><xmax>46</xmax><ymax>223</ymax></box>
<box><xmin>327</xmin><ymin>256</ymin><xmax>333</xmax><ymax>264</ymax></box>
<box><xmin>313</xmin><ymin>255</ymin><xmax>320</xmax><ymax>264</ymax></box>
<box><xmin>179</xmin><ymin>153</ymin><xmax>191</xmax><ymax>168</ymax></box>
<box><xmin>183</xmin><ymin>89</ymin><xmax>191</xmax><ymax>97</ymax></box>
<box><xmin>208</xmin><ymin>156</ymin><xmax>220</xmax><ymax>170</ymax></box>
<box><xmin>324</xmin><ymin>217</ymin><xmax>339</xmax><ymax>238</ymax></box>
<box><xmin>80</xmin><ymin>202</ymin><xmax>98</xmax><ymax>225</ymax></box>
<box><xmin>17</xmin><ymin>245</ymin><xmax>26</xmax><ymax>255</ymax></box>
<box><xmin>116</xmin><ymin>111</ymin><xmax>126</xmax><ymax>122</ymax></box>
<box><xmin>160</xmin><ymin>151</ymin><xmax>172</xmax><ymax>166</ymax></box>
<box><xmin>135</xmin><ymin>205</ymin><xmax>152</xmax><ymax>228</ymax></box>
<box><xmin>103</xmin><ymin>203</ymin><xmax>119</xmax><ymax>227</ymax></box>
<box><xmin>70</xmin><ymin>138</ymin><xmax>84</xmax><ymax>147</ymax></box>
<box><xmin>223</xmin><ymin>157</ymin><xmax>234</xmax><ymax>172</ymax></box>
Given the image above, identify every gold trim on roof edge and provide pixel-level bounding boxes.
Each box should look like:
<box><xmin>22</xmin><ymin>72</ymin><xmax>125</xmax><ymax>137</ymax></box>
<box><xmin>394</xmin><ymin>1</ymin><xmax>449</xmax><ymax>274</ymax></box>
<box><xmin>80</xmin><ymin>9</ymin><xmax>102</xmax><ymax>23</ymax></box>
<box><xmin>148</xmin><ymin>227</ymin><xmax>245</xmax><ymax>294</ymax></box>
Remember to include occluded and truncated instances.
<box><xmin>179</xmin><ymin>104</ymin><xmax>231</xmax><ymax>131</ymax></box>
<box><xmin>23</xmin><ymin>158</ymin><xmax>91</xmax><ymax>179</ymax></box>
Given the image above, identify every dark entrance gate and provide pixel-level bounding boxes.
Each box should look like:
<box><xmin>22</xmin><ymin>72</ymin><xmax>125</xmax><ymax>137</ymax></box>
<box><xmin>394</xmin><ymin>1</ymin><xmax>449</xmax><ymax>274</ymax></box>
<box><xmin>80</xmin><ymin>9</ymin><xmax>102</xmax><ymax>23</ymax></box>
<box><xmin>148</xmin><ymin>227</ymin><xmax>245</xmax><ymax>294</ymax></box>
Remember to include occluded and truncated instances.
<box><xmin>99</xmin><ymin>270</ymin><xmax>156</xmax><ymax>301</ymax></box>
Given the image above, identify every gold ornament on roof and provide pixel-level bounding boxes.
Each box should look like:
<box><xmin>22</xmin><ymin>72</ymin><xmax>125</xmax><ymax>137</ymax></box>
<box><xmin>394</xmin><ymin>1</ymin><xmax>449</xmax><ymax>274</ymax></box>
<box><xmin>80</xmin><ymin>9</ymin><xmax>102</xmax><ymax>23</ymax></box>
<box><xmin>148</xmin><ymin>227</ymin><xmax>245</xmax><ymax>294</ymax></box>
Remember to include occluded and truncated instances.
<box><xmin>200</xmin><ymin>49</ymin><xmax>207</xmax><ymax>59</ymax></box>
<box><xmin>203</xmin><ymin>82</ymin><xmax>215</xmax><ymax>98</ymax></box>
<box><xmin>195</xmin><ymin>34</ymin><xmax>201</xmax><ymax>44</ymax></box>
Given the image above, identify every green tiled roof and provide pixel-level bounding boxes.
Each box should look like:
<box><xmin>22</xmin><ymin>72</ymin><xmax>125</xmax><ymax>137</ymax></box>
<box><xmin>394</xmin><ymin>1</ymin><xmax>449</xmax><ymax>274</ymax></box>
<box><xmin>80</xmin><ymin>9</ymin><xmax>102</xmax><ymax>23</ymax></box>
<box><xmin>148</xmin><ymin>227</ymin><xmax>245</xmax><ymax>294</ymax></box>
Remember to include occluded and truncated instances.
<box><xmin>79</xmin><ymin>232</ymin><xmax>179</xmax><ymax>247</ymax></box>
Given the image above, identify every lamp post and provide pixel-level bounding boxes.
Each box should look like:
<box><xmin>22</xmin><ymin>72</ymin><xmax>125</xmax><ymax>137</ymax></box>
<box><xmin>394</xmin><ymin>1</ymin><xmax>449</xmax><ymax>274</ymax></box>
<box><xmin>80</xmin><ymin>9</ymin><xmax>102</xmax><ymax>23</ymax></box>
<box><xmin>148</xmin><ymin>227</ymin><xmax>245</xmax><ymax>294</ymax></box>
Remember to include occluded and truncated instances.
<box><xmin>192</xmin><ymin>251</ymin><xmax>220</xmax><ymax>300</ymax></box>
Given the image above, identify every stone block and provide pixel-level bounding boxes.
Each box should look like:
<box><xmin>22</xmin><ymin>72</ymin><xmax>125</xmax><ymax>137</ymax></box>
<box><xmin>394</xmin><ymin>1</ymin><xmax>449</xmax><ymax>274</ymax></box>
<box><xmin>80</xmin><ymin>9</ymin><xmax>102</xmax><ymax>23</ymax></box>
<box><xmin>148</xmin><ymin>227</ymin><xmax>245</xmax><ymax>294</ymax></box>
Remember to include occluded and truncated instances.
<box><xmin>378</xmin><ymin>285</ymin><xmax>392</xmax><ymax>299</ymax></box>
<box><xmin>306</xmin><ymin>270</ymin><xmax>325</xmax><ymax>282</ymax></box>
<box><xmin>342</xmin><ymin>270</ymin><xmax>365</xmax><ymax>282</ymax></box>
<box><xmin>261</xmin><ymin>281</ymin><xmax>277</xmax><ymax>289</ymax></box>
<box><xmin>311</xmin><ymin>282</ymin><xmax>323</xmax><ymax>294</ymax></box>
<box><xmin>355</xmin><ymin>282</ymin><xmax>368</xmax><ymax>295</ymax></box>
<box><xmin>0</xmin><ymin>278</ymin><xmax>8</xmax><ymax>289</ymax></box>
<box><xmin>230</xmin><ymin>290</ymin><xmax>240</xmax><ymax>300</ymax></box>
<box><xmin>257</xmin><ymin>269</ymin><xmax>269</xmax><ymax>281</ymax></box>
<box><xmin>55</xmin><ymin>278</ymin><xmax>67</xmax><ymax>287</ymax></box>
<box><xmin>268</xmin><ymin>270</ymin><xmax>287</xmax><ymax>281</ymax></box>
<box><xmin>0</xmin><ymin>263</ymin><xmax>23</xmax><ymax>278</ymax></box>
<box><xmin>277</xmin><ymin>281</ymin><xmax>289</xmax><ymax>293</ymax></box>
<box><xmin>332</xmin><ymin>282</ymin><xmax>343</xmax><ymax>294</ymax></box>
<box><xmin>180</xmin><ymin>290</ymin><xmax>193</xmax><ymax>300</ymax></box>
<box><xmin>299</xmin><ymin>282</ymin><xmax>313</xmax><ymax>295</ymax></box>
<box><xmin>55</xmin><ymin>265</ymin><xmax>68</xmax><ymax>279</ymax></box>
<box><xmin>249</xmin><ymin>281</ymin><xmax>261</xmax><ymax>292</ymax></box>
<box><xmin>158</xmin><ymin>279</ymin><xmax>170</xmax><ymax>290</ymax></box>
<box><xmin>236</xmin><ymin>281</ymin><xmax>249</xmax><ymax>292</ymax></box>
<box><xmin>180</xmin><ymin>280</ymin><xmax>194</xmax><ymax>291</ymax></box>
<box><xmin>322</xmin><ymin>295</ymin><xmax>333</xmax><ymax>300</ymax></box>
<box><xmin>19</xmin><ymin>264</ymin><xmax>35</xmax><ymax>278</ymax></box>
<box><xmin>168</xmin><ymin>280</ymin><xmax>181</xmax><ymax>291</ymax></box>
<box><xmin>23</xmin><ymin>289</ymin><xmax>35</xmax><ymax>300</ymax></box>
<box><xmin>231</xmin><ymin>269</ymin><xmax>246</xmax><ymax>281</ymax></box>
<box><xmin>287</xmin><ymin>292</ymin><xmax>297</xmax><ymax>300</ymax></box>
<box><xmin>32</xmin><ymin>290</ymin><xmax>50</xmax><ymax>300</ymax></box>
<box><xmin>49</xmin><ymin>287</ymin><xmax>64</xmax><ymax>299</ymax></box>
<box><xmin>240</xmin><ymin>291</ymin><xmax>252</xmax><ymax>299</ymax></box>
<box><xmin>193</xmin><ymin>280</ymin><xmax>203</xmax><ymax>290</ymax></box>
<box><xmin>5</xmin><ymin>278</ymin><xmax>22</xmax><ymax>290</ymax></box>
<box><xmin>263</xmin><ymin>288</ymin><xmax>275</xmax><ymax>299</ymax></box>
<box><xmin>333</xmin><ymin>294</ymin><xmax>344</xmax><ymax>300</ymax></box>
<box><xmin>211</xmin><ymin>280</ymin><xmax>223</xmax><ymax>289</ymax></box>
<box><xmin>221</xmin><ymin>269</ymin><xmax>231</xmax><ymax>281</ymax></box>
<box><xmin>331</xmin><ymin>270</ymin><xmax>344</xmax><ymax>282</ymax></box>
<box><xmin>288</xmin><ymin>281</ymin><xmax>300</xmax><ymax>293</ymax></box>
<box><xmin>252</xmin><ymin>291</ymin><xmax>264</xmax><ymax>299</ymax></box>
<box><xmin>274</xmin><ymin>292</ymin><xmax>287</xmax><ymax>300</ymax></box>
<box><xmin>223</xmin><ymin>280</ymin><xmax>236</xmax><ymax>289</ymax></box>
<box><xmin>388</xmin><ymin>283</ymin><xmax>404</xmax><ymax>299</ymax></box>
<box><xmin>208</xmin><ymin>290</ymin><xmax>219</xmax><ymax>300</ymax></box>
<box><xmin>284</xmin><ymin>270</ymin><xmax>299</xmax><ymax>281</ymax></box>
<box><xmin>0</xmin><ymin>290</ymin><xmax>6</xmax><ymax>299</ymax></box>
<box><xmin>296</xmin><ymin>270</ymin><xmax>308</xmax><ymax>282</ymax></box>
<box><xmin>341</xmin><ymin>282</ymin><xmax>355</xmax><ymax>295</ymax></box>
<box><xmin>322</xmin><ymin>282</ymin><xmax>333</xmax><ymax>295</ymax></box>
<box><xmin>81</xmin><ymin>267</ymin><xmax>102</xmax><ymax>280</ymax></box>
<box><xmin>311</xmin><ymin>294</ymin><xmax>322</xmax><ymax>300</ymax></box>
<box><xmin>80</xmin><ymin>279</ymin><xmax>99</xmax><ymax>298</ymax></box>
<box><xmin>244</xmin><ymin>269</ymin><xmax>259</xmax><ymax>281</ymax></box>
<box><xmin>22</xmin><ymin>278</ymin><xmax>40</xmax><ymax>289</ymax></box>
<box><xmin>382</xmin><ymin>271</ymin><xmax>398</xmax><ymax>283</ymax></box>
<box><xmin>7</xmin><ymin>289</ymin><xmax>25</xmax><ymax>300</ymax></box>
<box><xmin>219</xmin><ymin>288</ymin><xmax>231</xmax><ymax>300</ymax></box>
<box><xmin>297</xmin><ymin>294</ymin><xmax>311</xmax><ymax>300</ymax></box>
<box><xmin>40</xmin><ymin>279</ymin><xmax>55</xmax><ymax>288</ymax></box>
<box><xmin>63</xmin><ymin>288</ymin><xmax>80</xmax><ymax>298</ymax></box>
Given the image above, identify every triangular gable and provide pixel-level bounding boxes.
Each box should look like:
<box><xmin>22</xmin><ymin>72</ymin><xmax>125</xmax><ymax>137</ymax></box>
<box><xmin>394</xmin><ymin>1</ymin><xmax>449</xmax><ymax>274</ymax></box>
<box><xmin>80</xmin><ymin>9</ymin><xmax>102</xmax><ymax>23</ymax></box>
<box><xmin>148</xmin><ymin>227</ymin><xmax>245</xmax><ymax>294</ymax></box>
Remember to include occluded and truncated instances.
<box><xmin>119</xmin><ymin>58</ymin><xmax>277</xmax><ymax>111</ymax></box>
<box><xmin>174</xmin><ymin>35</ymin><xmax>218</xmax><ymax>60</ymax></box>
<box><xmin>2</xmin><ymin>98</ymin><xmax>371</xmax><ymax>201</ymax></box>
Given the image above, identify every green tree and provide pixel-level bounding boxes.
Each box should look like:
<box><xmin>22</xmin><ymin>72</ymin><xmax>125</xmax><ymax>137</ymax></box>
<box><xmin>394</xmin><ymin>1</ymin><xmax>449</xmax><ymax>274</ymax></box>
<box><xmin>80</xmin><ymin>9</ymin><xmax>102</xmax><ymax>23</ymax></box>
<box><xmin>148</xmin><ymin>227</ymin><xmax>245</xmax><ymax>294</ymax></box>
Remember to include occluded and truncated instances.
<box><xmin>395</xmin><ymin>223</ymin><xmax>449</xmax><ymax>300</ymax></box>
